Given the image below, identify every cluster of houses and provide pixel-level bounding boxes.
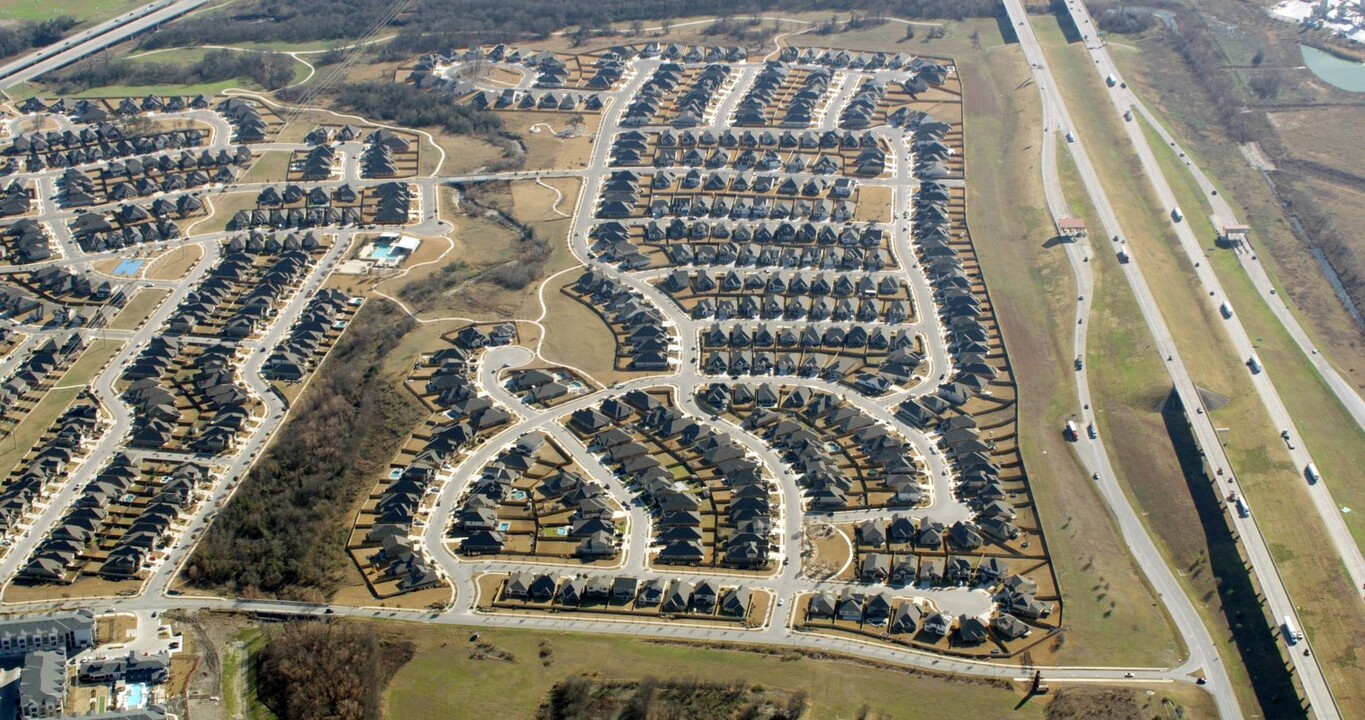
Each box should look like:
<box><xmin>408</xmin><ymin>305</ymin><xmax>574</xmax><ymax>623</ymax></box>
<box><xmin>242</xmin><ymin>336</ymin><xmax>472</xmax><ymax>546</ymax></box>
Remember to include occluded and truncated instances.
<box><xmin>217</xmin><ymin>98</ymin><xmax>271</xmax><ymax>142</ymax></box>
<box><xmin>6</xmin><ymin>125</ymin><xmax>205</xmax><ymax>174</ymax></box>
<box><xmin>501</xmin><ymin>368</ymin><xmax>576</xmax><ymax>407</ymax></box>
<box><xmin>262</xmin><ymin>289</ymin><xmax>355</xmax><ymax>382</ymax></box>
<box><xmin>233</xmin><ymin>181</ymin><xmax>411</xmax><ymax>230</ymax></box>
<box><xmin>699</xmin><ymin>326</ymin><xmax>920</xmax><ymax>390</ymax></box>
<box><xmin>20</xmin><ymin>456</ymin><xmax>207</xmax><ymax>583</ymax></box>
<box><xmin>361</xmin><ymin>460</ymin><xmax>443</xmax><ymax>593</ymax></box>
<box><xmin>643</xmin><ymin>222</ymin><xmax>888</xmax><ymax>273</ymax></box>
<box><xmin>749</xmin><ymin>391</ymin><xmax>925</xmax><ymax>510</ymax></box>
<box><xmin>0</xmin><ymin>609</ymin><xmax>169</xmax><ymax>720</ymax></box>
<box><xmin>94</xmin><ymin>146</ymin><xmax>246</xmax><ymax>203</ymax></box>
<box><xmin>839</xmin><ymin>78</ymin><xmax>885</xmax><ymax>129</ymax></box>
<box><xmin>124</xmin><ymin>340</ymin><xmax>249</xmax><ymax>454</ymax></box>
<box><xmin>735</xmin><ymin>64</ymin><xmax>832</xmax><ymax>128</ymax></box>
<box><xmin>1</xmin><ymin>180</ymin><xmax>30</xmax><ymax>218</ymax></box>
<box><xmin>610</xmin><ymin>130</ymin><xmax>887</xmax><ymax>178</ymax></box>
<box><xmin>570</xmin><ymin>270</ymin><xmax>672</xmax><ymax>371</ymax></box>
<box><xmin>294</xmin><ymin>143</ymin><xmax>337</xmax><ymax>181</ymax></box>
<box><xmin>624</xmin><ymin>63</ymin><xmax>731</xmax><ymax>128</ymax></box>
<box><xmin>454</xmin><ymin>432</ymin><xmax>621</xmax><ymax>560</ymax></box>
<box><xmin>362</xmin><ymin>130</ymin><xmax>411</xmax><ymax>178</ymax></box>
<box><xmin>0</xmin><ymin>333</ymin><xmax>86</xmax><ymax>421</ymax></box>
<box><xmin>674</xmin><ymin>268</ymin><xmax>911</xmax><ymax>322</ymax></box>
<box><xmin>0</xmin><ymin>219</ymin><xmax>50</xmax><ymax>265</ymax></box>
<box><xmin>500</xmin><ymin>571</ymin><xmax>753</xmax><ymax>618</ymax></box>
<box><xmin>66</xmin><ymin>202</ymin><xmax>183</xmax><ymax>255</ymax></box>
<box><xmin>165</xmin><ymin>244</ymin><xmax>315</xmax><ymax>338</ymax></box>
<box><xmin>570</xmin><ymin>389</ymin><xmax>773</xmax><ymax>568</ymax></box>
<box><xmin>0</xmin><ymin>401</ymin><xmax>100</xmax><ymax>541</ymax></box>
<box><xmin>0</xmin><ymin>270</ymin><xmax>124</xmax><ymax>330</ymax></box>
<box><xmin>529</xmin><ymin>50</ymin><xmax>624</xmax><ymax>90</ymax></box>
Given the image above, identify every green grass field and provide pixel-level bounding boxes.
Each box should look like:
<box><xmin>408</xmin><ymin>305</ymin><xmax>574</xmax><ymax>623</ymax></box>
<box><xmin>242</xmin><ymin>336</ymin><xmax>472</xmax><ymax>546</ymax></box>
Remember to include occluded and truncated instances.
<box><xmin>384</xmin><ymin>626</ymin><xmax>1042</xmax><ymax>720</ymax></box>
<box><xmin>0</xmin><ymin>0</ymin><xmax>145</xmax><ymax>26</ymax></box>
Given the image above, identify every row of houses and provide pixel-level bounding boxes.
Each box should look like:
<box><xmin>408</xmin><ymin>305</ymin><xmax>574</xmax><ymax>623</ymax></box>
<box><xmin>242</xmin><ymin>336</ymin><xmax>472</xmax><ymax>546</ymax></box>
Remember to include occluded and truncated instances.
<box><xmin>643</xmin><ymin>171</ymin><xmax>856</xmax><ymax>205</ymax></box>
<box><xmin>775</xmin><ymin>47</ymin><xmax>949</xmax><ymax>78</ymax></box>
<box><xmin>7</xmin><ymin>125</ymin><xmax>204</xmax><ymax>172</ymax></box>
<box><xmin>17</xmin><ymin>94</ymin><xmax>211</xmax><ymax>119</ymax></box>
<box><xmin>625</xmin><ymin>63</ymin><xmax>730</xmax><ymax>128</ymax></box>
<box><xmin>262</xmin><ymin>289</ymin><xmax>355</xmax><ymax>382</ymax></box>
<box><xmin>501</xmin><ymin>571</ymin><xmax>752</xmax><ymax>617</ymax></box>
<box><xmin>572</xmin><ymin>271</ymin><xmax>672</xmax><ymax>371</ymax></box>
<box><xmin>466</xmin><ymin>88</ymin><xmax>603</xmax><ymax>113</ymax></box>
<box><xmin>124</xmin><ymin>341</ymin><xmax>250</xmax><ymax>454</ymax></box>
<box><xmin>668</xmin><ymin>267</ymin><xmax>901</xmax><ymax>300</ymax></box>
<box><xmin>0</xmin><ymin>401</ymin><xmax>100</xmax><ymax>540</ymax></box>
<box><xmin>362</xmin><ymin>460</ymin><xmax>443</xmax><ymax>592</ymax></box>
<box><xmin>0</xmin><ymin>285</ymin><xmax>118</xmax><ymax>330</ymax></box>
<box><xmin>256</xmin><ymin>183</ymin><xmax>359</xmax><ymax>208</ymax></box>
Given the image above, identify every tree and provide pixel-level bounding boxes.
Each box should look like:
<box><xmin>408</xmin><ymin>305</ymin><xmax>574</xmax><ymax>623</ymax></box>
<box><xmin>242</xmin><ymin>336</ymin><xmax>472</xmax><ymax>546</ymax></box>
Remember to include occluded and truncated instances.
<box><xmin>1252</xmin><ymin>49</ymin><xmax>1265</xmax><ymax>66</ymax></box>
<box><xmin>660</xmin><ymin>17</ymin><xmax>672</xmax><ymax>36</ymax></box>
<box><xmin>904</xmin><ymin>24</ymin><xmax>916</xmax><ymax>40</ymax></box>
<box><xmin>970</xmin><ymin>29</ymin><xmax>981</xmax><ymax>48</ymax></box>
<box><xmin>629</xmin><ymin>19</ymin><xmax>644</xmax><ymax>36</ymax></box>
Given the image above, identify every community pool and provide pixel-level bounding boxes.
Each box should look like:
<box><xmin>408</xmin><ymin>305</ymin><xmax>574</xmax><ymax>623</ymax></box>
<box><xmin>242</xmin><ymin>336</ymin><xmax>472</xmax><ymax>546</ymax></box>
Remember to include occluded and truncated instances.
<box><xmin>112</xmin><ymin>259</ymin><xmax>144</xmax><ymax>277</ymax></box>
<box><xmin>120</xmin><ymin>682</ymin><xmax>149</xmax><ymax>708</ymax></box>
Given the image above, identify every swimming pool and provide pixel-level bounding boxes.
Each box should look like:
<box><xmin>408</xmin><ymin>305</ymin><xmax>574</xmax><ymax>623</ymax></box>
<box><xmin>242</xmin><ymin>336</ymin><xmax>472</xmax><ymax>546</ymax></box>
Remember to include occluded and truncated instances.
<box><xmin>112</xmin><ymin>259</ymin><xmax>144</xmax><ymax>277</ymax></box>
<box><xmin>120</xmin><ymin>682</ymin><xmax>149</xmax><ymax>708</ymax></box>
<box><xmin>497</xmin><ymin>521</ymin><xmax>511</xmax><ymax>532</ymax></box>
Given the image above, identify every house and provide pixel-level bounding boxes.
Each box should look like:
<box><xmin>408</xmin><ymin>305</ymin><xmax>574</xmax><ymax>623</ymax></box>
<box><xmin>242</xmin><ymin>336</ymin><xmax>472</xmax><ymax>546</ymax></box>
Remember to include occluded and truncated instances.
<box><xmin>859</xmin><ymin>552</ymin><xmax>890</xmax><ymax>582</ymax></box>
<box><xmin>17</xmin><ymin>650</ymin><xmax>65</xmax><ymax>719</ymax></box>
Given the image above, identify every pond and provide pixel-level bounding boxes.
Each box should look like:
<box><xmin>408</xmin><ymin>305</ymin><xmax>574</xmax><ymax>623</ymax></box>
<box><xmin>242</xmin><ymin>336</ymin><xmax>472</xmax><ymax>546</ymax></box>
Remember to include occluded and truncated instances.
<box><xmin>1301</xmin><ymin>44</ymin><xmax>1365</xmax><ymax>93</ymax></box>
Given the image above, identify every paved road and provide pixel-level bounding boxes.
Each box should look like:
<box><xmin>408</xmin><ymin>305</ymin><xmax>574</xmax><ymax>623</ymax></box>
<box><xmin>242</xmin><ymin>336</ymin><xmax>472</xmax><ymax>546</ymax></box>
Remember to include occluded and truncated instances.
<box><xmin>1005</xmin><ymin>2</ymin><xmax>1340</xmax><ymax>717</ymax></box>
<box><xmin>0</xmin><ymin>0</ymin><xmax>212</xmax><ymax>91</ymax></box>
<box><xmin>1057</xmin><ymin>1</ymin><xmax>1365</xmax><ymax>600</ymax></box>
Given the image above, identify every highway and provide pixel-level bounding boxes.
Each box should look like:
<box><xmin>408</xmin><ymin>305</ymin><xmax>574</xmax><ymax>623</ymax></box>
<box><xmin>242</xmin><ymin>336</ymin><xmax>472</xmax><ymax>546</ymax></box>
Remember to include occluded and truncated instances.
<box><xmin>1057</xmin><ymin>1</ymin><xmax>1365</xmax><ymax>599</ymax></box>
<box><xmin>0</xmin><ymin>0</ymin><xmax>212</xmax><ymax>91</ymax></box>
<box><xmin>1002</xmin><ymin>0</ymin><xmax>1342</xmax><ymax>717</ymax></box>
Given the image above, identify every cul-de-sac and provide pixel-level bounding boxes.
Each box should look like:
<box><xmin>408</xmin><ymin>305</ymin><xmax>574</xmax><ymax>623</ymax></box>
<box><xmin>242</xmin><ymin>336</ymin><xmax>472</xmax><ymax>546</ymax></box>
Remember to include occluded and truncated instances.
<box><xmin>0</xmin><ymin>0</ymin><xmax>1362</xmax><ymax>718</ymax></box>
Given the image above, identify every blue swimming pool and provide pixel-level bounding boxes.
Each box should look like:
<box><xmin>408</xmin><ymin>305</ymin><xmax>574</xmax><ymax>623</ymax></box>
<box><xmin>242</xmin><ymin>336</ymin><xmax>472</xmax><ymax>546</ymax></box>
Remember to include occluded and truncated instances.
<box><xmin>121</xmin><ymin>682</ymin><xmax>149</xmax><ymax>708</ymax></box>
<box><xmin>112</xmin><ymin>259</ymin><xmax>144</xmax><ymax>277</ymax></box>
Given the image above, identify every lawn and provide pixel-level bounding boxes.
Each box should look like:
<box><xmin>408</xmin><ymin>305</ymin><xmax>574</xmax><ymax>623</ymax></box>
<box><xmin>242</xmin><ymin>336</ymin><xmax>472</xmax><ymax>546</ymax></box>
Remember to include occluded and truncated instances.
<box><xmin>383</xmin><ymin>624</ymin><xmax>1043</xmax><ymax>720</ymax></box>
<box><xmin>238</xmin><ymin>150</ymin><xmax>292</xmax><ymax>184</ymax></box>
<box><xmin>108</xmin><ymin>288</ymin><xmax>170</xmax><ymax>330</ymax></box>
<box><xmin>1034</xmin><ymin>16</ymin><xmax>1365</xmax><ymax>714</ymax></box>
<box><xmin>0</xmin><ymin>0</ymin><xmax>144</xmax><ymax>25</ymax></box>
<box><xmin>146</xmin><ymin>242</ymin><xmax>204</xmax><ymax>280</ymax></box>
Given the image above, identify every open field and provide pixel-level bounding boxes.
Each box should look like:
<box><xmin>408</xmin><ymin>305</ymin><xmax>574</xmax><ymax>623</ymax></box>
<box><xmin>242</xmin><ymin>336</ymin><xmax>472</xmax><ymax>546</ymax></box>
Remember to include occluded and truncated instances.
<box><xmin>239</xmin><ymin>150</ymin><xmax>292</xmax><ymax>184</ymax></box>
<box><xmin>383</xmin><ymin>623</ymin><xmax>1043</xmax><ymax>720</ymax></box>
<box><xmin>108</xmin><ymin>287</ymin><xmax>170</xmax><ymax>330</ymax></box>
<box><xmin>146</xmin><ymin>242</ymin><xmax>204</xmax><ymax>280</ymax></box>
<box><xmin>538</xmin><ymin>270</ymin><xmax>653</xmax><ymax>387</ymax></box>
<box><xmin>0</xmin><ymin>0</ymin><xmax>144</xmax><ymax>25</ymax></box>
<box><xmin>1035</xmin><ymin>16</ymin><xmax>1365</xmax><ymax>714</ymax></box>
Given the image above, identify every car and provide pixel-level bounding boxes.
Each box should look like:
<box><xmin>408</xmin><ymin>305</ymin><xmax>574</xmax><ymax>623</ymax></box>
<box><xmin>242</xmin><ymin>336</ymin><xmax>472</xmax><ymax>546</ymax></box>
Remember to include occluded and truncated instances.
<box><xmin>1091</xmin><ymin>472</ymin><xmax>1100</xmax><ymax>480</ymax></box>
<box><xmin>777</xmin><ymin>598</ymin><xmax>785</xmax><ymax>606</ymax></box>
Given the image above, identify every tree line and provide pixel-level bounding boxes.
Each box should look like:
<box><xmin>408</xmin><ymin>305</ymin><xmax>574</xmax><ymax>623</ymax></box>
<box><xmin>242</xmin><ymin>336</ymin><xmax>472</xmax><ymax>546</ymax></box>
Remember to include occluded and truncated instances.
<box><xmin>138</xmin><ymin>0</ymin><xmax>1000</xmax><ymax>57</ymax></box>
<box><xmin>50</xmin><ymin>49</ymin><xmax>298</xmax><ymax>92</ymax></box>
<box><xmin>184</xmin><ymin>300</ymin><xmax>423</xmax><ymax>600</ymax></box>
<box><xmin>0</xmin><ymin>17</ymin><xmax>77</xmax><ymax>62</ymax></box>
